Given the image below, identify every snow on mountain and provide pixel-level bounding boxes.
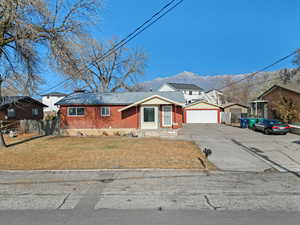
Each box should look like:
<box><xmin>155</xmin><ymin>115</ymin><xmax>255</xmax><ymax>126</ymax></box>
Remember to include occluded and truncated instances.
<box><xmin>139</xmin><ymin>71</ymin><xmax>247</xmax><ymax>91</ymax></box>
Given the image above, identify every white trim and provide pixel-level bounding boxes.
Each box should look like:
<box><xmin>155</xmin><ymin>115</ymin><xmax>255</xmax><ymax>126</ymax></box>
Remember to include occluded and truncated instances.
<box><xmin>67</xmin><ymin>107</ymin><xmax>85</xmax><ymax>116</ymax></box>
<box><xmin>185</xmin><ymin>100</ymin><xmax>221</xmax><ymax>108</ymax></box>
<box><xmin>140</xmin><ymin>106</ymin><xmax>159</xmax><ymax>129</ymax></box>
<box><xmin>100</xmin><ymin>106</ymin><xmax>110</xmax><ymax>117</ymax></box>
<box><xmin>118</xmin><ymin>95</ymin><xmax>184</xmax><ymax>112</ymax></box>
<box><xmin>162</xmin><ymin>105</ymin><xmax>172</xmax><ymax>127</ymax></box>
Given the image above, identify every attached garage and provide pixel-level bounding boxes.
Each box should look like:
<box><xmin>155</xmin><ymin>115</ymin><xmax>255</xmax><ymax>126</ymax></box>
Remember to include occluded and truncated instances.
<box><xmin>184</xmin><ymin>101</ymin><xmax>221</xmax><ymax>124</ymax></box>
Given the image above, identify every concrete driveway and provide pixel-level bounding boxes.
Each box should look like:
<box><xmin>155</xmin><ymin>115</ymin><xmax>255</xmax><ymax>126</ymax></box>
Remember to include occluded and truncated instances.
<box><xmin>179</xmin><ymin>124</ymin><xmax>300</xmax><ymax>172</ymax></box>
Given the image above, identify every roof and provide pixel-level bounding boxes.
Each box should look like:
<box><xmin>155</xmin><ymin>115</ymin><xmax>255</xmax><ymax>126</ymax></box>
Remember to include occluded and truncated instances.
<box><xmin>0</xmin><ymin>96</ymin><xmax>47</xmax><ymax>109</ymax></box>
<box><xmin>167</xmin><ymin>83</ymin><xmax>203</xmax><ymax>91</ymax></box>
<box><xmin>119</xmin><ymin>95</ymin><xmax>185</xmax><ymax>112</ymax></box>
<box><xmin>55</xmin><ymin>91</ymin><xmax>186</xmax><ymax>106</ymax></box>
<box><xmin>185</xmin><ymin>100</ymin><xmax>221</xmax><ymax>108</ymax></box>
<box><xmin>221</xmin><ymin>103</ymin><xmax>248</xmax><ymax>109</ymax></box>
<box><xmin>41</xmin><ymin>92</ymin><xmax>67</xmax><ymax>97</ymax></box>
<box><xmin>257</xmin><ymin>84</ymin><xmax>300</xmax><ymax>99</ymax></box>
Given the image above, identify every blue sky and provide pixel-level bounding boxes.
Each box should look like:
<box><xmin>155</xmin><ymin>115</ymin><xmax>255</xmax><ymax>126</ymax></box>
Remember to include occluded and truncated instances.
<box><xmin>41</xmin><ymin>0</ymin><xmax>300</xmax><ymax>93</ymax></box>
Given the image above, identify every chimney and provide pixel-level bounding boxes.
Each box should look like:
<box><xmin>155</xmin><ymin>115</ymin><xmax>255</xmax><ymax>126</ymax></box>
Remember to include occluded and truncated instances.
<box><xmin>74</xmin><ymin>88</ymin><xmax>86</xmax><ymax>93</ymax></box>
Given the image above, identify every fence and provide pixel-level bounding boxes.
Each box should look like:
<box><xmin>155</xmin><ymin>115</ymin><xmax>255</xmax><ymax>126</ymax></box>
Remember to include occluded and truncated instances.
<box><xmin>20</xmin><ymin>119</ymin><xmax>61</xmax><ymax>135</ymax></box>
<box><xmin>221</xmin><ymin>112</ymin><xmax>231</xmax><ymax>124</ymax></box>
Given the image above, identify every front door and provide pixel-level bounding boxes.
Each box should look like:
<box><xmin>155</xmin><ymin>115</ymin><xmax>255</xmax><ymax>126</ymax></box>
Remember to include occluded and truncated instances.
<box><xmin>162</xmin><ymin>105</ymin><xmax>172</xmax><ymax>127</ymax></box>
<box><xmin>141</xmin><ymin>106</ymin><xmax>158</xmax><ymax>129</ymax></box>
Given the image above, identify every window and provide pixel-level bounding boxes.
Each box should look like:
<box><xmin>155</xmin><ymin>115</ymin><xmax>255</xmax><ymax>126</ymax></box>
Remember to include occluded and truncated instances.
<box><xmin>7</xmin><ymin>108</ymin><xmax>16</xmax><ymax>118</ymax></box>
<box><xmin>144</xmin><ymin>107</ymin><xmax>155</xmax><ymax>122</ymax></box>
<box><xmin>189</xmin><ymin>90</ymin><xmax>192</xmax><ymax>95</ymax></box>
<box><xmin>101</xmin><ymin>107</ymin><xmax>110</xmax><ymax>117</ymax></box>
<box><xmin>68</xmin><ymin>107</ymin><xmax>85</xmax><ymax>116</ymax></box>
<box><xmin>32</xmin><ymin>108</ymin><xmax>39</xmax><ymax>116</ymax></box>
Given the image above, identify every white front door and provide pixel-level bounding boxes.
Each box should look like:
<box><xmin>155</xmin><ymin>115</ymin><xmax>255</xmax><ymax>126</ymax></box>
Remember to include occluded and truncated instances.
<box><xmin>141</xmin><ymin>106</ymin><xmax>158</xmax><ymax>129</ymax></box>
<box><xmin>162</xmin><ymin>105</ymin><xmax>172</xmax><ymax>127</ymax></box>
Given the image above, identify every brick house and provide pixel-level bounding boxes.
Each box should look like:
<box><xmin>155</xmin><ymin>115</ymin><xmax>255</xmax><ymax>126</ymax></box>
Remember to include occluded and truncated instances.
<box><xmin>56</xmin><ymin>91</ymin><xmax>185</xmax><ymax>135</ymax></box>
<box><xmin>250</xmin><ymin>85</ymin><xmax>300</xmax><ymax>121</ymax></box>
<box><xmin>0</xmin><ymin>96</ymin><xmax>47</xmax><ymax>121</ymax></box>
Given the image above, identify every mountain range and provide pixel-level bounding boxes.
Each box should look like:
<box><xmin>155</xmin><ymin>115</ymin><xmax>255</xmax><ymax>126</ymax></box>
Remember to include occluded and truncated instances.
<box><xmin>139</xmin><ymin>69</ymin><xmax>300</xmax><ymax>94</ymax></box>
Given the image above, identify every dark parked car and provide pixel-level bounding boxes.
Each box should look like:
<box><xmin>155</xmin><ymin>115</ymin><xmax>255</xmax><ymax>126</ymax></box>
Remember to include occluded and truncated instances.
<box><xmin>254</xmin><ymin>119</ymin><xmax>290</xmax><ymax>135</ymax></box>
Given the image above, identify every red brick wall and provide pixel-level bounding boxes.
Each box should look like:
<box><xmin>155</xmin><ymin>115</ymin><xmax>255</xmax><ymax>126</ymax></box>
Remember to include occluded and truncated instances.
<box><xmin>262</xmin><ymin>87</ymin><xmax>300</xmax><ymax>121</ymax></box>
<box><xmin>60</xmin><ymin>105</ymin><xmax>139</xmax><ymax>129</ymax></box>
<box><xmin>60</xmin><ymin>104</ymin><xmax>184</xmax><ymax>129</ymax></box>
<box><xmin>158</xmin><ymin>105</ymin><xmax>183</xmax><ymax>129</ymax></box>
<box><xmin>174</xmin><ymin>105</ymin><xmax>183</xmax><ymax>128</ymax></box>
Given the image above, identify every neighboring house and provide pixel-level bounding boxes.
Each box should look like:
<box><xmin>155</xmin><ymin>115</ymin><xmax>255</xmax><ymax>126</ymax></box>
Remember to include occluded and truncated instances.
<box><xmin>200</xmin><ymin>89</ymin><xmax>225</xmax><ymax>106</ymax></box>
<box><xmin>158</xmin><ymin>83</ymin><xmax>204</xmax><ymax>103</ymax></box>
<box><xmin>221</xmin><ymin>103</ymin><xmax>249</xmax><ymax>123</ymax></box>
<box><xmin>0</xmin><ymin>96</ymin><xmax>47</xmax><ymax>121</ymax></box>
<box><xmin>184</xmin><ymin>100</ymin><xmax>222</xmax><ymax>124</ymax></box>
<box><xmin>158</xmin><ymin>82</ymin><xmax>224</xmax><ymax>105</ymax></box>
<box><xmin>55</xmin><ymin>91</ymin><xmax>185</xmax><ymax>135</ymax></box>
<box><xmin>250</xmin><ymin>85</ymin><xmax>300</xmax><ymax>121</ymax></box>
<box><xmin>41</xmin><ymin>92</ymin><xmax>67</xmax><ymax>116</ymax></box>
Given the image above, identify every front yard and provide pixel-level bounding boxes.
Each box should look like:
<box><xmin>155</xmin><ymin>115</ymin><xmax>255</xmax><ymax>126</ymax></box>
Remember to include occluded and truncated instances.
<box><xmin>0</xmin><ymin>136</ymin><xmax>215</xmax><ymax>170</ymax></box>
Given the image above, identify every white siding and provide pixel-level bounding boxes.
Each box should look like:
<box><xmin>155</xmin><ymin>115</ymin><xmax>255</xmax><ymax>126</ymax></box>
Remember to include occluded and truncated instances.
<box><xmin>42</xmin><ymin>96</ymin><xmax>65</xmax><ymax>112</ymax></box>
<box><xmin>158</xmin><ymin>84</ymin><xmax>176</xmax><ymax>92</ymax></box>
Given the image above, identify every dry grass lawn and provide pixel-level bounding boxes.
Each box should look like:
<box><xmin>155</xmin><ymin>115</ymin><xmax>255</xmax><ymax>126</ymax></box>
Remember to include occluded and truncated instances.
<box><xmin>0</xmin><ymin>136</ymin><xmax>215</xmax><ymax>170</ymax></box>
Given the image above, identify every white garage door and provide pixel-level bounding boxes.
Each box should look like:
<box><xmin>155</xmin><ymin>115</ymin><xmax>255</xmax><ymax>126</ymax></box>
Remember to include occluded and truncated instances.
<box><xmin>186</xmin><ymin>110</ymin><xmax>218</xmax><ymax>123</ymax></box>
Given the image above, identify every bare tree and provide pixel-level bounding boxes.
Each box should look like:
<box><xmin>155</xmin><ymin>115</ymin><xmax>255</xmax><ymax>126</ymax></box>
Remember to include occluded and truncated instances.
<box><xmin>59</xmin><ymin>39</ymin><xmax>147</xmax><ymax>92</ymax></box>
<box><xmin>0</xmin><ymin>0</ymin><xmax>102</xmax><ymax>147</ymax></box>
<box><xmin>271</xmin><ymin>96</ymin><xmax>298</xmax><ymax>123</ymax></box>
<box><xmin>220</xmin><ymin>76</ymin><xmax>253</xmax><ymax>105</ymax></box>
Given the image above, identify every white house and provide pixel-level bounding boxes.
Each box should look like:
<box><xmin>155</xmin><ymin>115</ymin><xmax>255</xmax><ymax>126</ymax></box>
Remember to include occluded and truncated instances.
<box><xmin>158</xmin><ymin>83</ymin><xmax>204</xmax><ymax>103</ymax></box>
<box><xmin>41</xmin><ymin>92</ymin><xmax>67</xmax><ymax>114</ymax></box>
<box><xmin>158</xmin><ymin>82</ymin><xmax>224</xmax><ymax>105</ymax></box>
<box><xmin>200</xmin><ymin>89</ymin><xmax>225</xmax><ymax>106</ymax></box>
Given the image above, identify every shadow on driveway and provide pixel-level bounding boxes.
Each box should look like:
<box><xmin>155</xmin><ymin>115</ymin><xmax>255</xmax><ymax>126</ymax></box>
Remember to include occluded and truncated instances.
<box><xmin>293</xmin><ymin>141</ymin><xmax>300</xmax><ymax>145</ymax></box>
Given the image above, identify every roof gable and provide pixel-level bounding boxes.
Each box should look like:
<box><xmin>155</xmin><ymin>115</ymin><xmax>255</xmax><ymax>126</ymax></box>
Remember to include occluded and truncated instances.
<box><xmin>185</xmin><ymin>100</ymin><xmax>221</xmax><ymax>109</ymax></box>
<box><xmin>258</xmin><ymin>85</ymin><xmax>300</xmax><ymax>99</ymax></box>
<box><xmin>118</xmin><ymin>95</ymin><xmax>184</xmax><ymax>112</ymax></box>
<box><xmin>222</xmin><ymin>103</ymin><xmax>248</xmax><ymax>109</ymax></box>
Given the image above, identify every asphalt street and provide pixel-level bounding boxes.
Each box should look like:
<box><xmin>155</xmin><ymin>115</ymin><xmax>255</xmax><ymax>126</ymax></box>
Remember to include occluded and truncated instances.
<box><xmin>1</xmin><ymin>209</ymin><xmax>300</xmax><ymax>225</ymax></box>
<box><xmin>0</xmin><ymin>170</ymin><xmax>299</xmax><ymax>224</ymax></box>
<box><xmin>0</xmin><ymin>170</ymin><xmax>299</xmax><ymax>211</ymax></box>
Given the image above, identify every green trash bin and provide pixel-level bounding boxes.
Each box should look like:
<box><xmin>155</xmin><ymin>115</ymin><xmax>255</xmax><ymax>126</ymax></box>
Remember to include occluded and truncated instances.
<box><xmin>248</xmin><ymin>118</ymin><xmax>258</xmax><ymax>128</ymax></box>
<box><xmin>257</xmin><ymin>118</ymin><xmax>264</xmax><ymax>123</ymax></box>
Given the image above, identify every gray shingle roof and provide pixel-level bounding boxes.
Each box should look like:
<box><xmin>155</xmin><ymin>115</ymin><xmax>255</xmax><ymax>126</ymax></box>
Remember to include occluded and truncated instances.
<box><xmin>55</xmin><ymin>91</ymin><xmax>185</xmax><ymax>106</ymax></box>
<box><xmin>167</xmin><ymin>83</ymin><xmax>203</xmax><ymax>91</ymax></box>
<box><xmin>0</xmin><ymin>96</ymin><xmax>47</xmax><ymax>109</ymax></box>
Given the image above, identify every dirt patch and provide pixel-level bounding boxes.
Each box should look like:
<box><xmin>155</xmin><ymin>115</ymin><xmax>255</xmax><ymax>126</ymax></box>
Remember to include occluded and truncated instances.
<box><xmin>0</xmin><ymin>136</ymin><xmax>215</xmax><ymax>170</ymax></box>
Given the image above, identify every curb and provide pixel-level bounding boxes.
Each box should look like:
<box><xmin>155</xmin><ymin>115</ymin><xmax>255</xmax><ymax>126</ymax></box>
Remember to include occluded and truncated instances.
<box><xmin>0</xmin><ymin>168</ymin><xmax>208</xmax><ymax>175</ymax></box>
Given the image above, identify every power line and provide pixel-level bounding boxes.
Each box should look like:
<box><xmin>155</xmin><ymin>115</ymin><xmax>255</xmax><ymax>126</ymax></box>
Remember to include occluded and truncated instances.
<box><xmin>40</xmin><ymin>78</ymin><xmax>72</xmax><ymax>94</ymax></box>
<box><xmin>89</xmin><ymin>0</ymin><xmax>184</xmax><ymax>69</ymax></box>
<box><xmin>218</xmin><ymin>50</ymin><xmax>298</xmax><ymax>91</ymax></box>
<box><xmin>39</xmin><ymin>0</ymin><xmax>184</xmax><ymax>95</ymax></box>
